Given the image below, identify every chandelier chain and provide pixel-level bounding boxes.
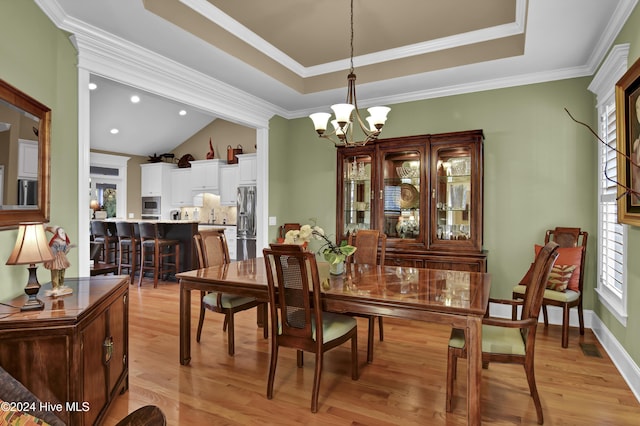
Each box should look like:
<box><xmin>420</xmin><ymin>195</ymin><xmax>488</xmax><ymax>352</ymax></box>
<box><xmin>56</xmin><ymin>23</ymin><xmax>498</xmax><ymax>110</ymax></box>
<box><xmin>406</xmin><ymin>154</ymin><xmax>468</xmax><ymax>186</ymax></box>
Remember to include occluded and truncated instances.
<box><xmin>350</xmin><ymin>0</ymin><xmax>354</xmax><ymax>74</ymax></box>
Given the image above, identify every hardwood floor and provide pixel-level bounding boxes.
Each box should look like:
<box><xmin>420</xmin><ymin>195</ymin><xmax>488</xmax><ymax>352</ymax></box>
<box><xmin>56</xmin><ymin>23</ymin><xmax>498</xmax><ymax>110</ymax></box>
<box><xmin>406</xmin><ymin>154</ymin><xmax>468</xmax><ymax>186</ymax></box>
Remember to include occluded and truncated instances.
<box><xmin>103</xmin><ymin>278</ymin><xmax>640</xmax><ymax>425</ymax></box>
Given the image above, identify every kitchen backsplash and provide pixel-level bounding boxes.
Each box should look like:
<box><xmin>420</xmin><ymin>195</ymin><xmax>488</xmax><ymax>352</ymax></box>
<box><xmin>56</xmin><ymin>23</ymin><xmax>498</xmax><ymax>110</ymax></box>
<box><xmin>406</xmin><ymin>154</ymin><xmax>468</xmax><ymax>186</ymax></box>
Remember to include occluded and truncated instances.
<box><xmin>181</xmin><ymin>193</ymin><xmax>237</xmax><ymax>224</ymax></box>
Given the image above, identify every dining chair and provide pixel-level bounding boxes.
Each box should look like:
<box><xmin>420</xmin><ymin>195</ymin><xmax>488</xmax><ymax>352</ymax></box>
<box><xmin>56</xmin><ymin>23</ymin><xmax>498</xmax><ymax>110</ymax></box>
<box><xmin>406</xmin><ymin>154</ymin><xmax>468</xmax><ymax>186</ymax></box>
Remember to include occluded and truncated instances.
<box><xmin>263</xmin><ymin>244</ymin><xmax>359</xmax><ymax>413</ymax></box>
<box><xmin>138</xmin><ymin>222</ymin><xmax>180</xmax><ymax>288</ymax></box>
<box><xmin>446</xmin><ymin>241</ymin><xmax>559</xmax><ymax>425</ymax></box>
<box><xmin>346</xmin><ymin>229</ymin><xmax>387</xmax><ymax>363</ymax></box>
<box><xmin>193</xmin><ymin>229</ymin><xmax>267</xmax><ymax>356</ymax></box>
<box><xmin>512</xmin><ymin>227</ymin><xmax>588</xmax><ymax>348</ymax></box>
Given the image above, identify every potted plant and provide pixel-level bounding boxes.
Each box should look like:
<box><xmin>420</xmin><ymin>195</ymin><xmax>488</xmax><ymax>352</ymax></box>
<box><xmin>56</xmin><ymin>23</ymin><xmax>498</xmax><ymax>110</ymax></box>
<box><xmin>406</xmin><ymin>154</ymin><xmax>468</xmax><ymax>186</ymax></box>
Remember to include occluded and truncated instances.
<box><xmin>284</xmin><ymin>222</ymin><xmax>356</xmax><ymax>275</ymax></box>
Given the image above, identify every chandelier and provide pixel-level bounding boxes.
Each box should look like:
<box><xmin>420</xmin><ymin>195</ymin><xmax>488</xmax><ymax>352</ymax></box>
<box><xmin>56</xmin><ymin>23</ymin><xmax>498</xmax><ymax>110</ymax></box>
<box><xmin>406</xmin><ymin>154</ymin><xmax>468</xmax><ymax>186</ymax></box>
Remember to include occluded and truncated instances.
<box><xmin>309</xmin><ymin>0</ymin><xmax>390</xmax><ymax>147</ymax></box>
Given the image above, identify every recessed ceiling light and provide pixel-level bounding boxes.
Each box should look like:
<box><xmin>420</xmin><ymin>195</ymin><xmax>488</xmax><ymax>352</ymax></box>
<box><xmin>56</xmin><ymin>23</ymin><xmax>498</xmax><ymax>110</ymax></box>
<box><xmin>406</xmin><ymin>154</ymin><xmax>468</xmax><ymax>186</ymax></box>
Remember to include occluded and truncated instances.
<box><xmin>110</xmin><ymin>128</ymin><xmax>119</xmax><ymax>134</ymax></box>
<box><xmin>88</xmin><ymin>83</ymin><xmax>97</xmax><ymax>90</ymax></box>
<box><xmin>130</xmin><ymin>95</ymin><xmax>140</xmax><ymax>103</ymax></box>
<box><xmin>179</xmin><ymin>110</ymin><xmax>187</xmax><ymax>116</ymax></box>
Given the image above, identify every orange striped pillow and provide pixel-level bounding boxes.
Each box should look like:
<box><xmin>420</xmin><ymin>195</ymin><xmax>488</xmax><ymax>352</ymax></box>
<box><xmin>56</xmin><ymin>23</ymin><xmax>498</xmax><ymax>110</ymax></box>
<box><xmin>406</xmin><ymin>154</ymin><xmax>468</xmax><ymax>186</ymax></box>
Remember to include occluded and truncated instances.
<box><xmin>546</xmin><ymin>264</ymin><xmax>577</xmax><ymax>291</ymax></box>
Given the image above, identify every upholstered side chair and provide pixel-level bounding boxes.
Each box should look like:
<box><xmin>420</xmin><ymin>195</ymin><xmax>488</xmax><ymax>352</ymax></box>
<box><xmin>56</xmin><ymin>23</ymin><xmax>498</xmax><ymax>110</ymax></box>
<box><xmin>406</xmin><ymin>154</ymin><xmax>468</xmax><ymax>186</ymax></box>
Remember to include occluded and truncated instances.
<box><xmin>446</xmin><ymin>241</ymin><xmax>559</xmax><ymax>425</ymax></box>
<box><xmin>193</xmin><ymin>229</ymin><xmax>267</xmax><ymax>355</ymax></box>
<box><xmin>263</xmin><ymin>244</ymin><xmax>359</xmax><ymax>413</ymax></box>
<box><xmin>512</xmin><ymin>227</ymin><xmax>587</xmax><ymax>348</ymax></box>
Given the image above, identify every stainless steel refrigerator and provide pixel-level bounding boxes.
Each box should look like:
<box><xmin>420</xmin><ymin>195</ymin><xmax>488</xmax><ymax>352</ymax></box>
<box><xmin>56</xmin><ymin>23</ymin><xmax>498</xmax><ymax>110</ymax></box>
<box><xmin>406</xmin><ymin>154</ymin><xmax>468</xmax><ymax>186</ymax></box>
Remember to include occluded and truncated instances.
<box><xmin>17</xmin><ymin>179</ymin><xmax>38</xmax><ymax>205</ymax></box>
<box><xmin>236</xmin><ymin>185</ymin><xmax>256</xmax><ymax>260</ymax></box>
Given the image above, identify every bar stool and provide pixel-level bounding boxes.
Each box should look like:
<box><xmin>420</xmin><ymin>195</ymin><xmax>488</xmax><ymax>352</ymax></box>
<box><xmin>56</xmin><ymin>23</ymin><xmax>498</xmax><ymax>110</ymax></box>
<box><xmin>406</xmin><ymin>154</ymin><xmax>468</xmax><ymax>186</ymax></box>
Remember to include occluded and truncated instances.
<box><xmin>138</xmin><ymin>222</ymin><xmax>180</xmax><ymax>288</ymax></box>
<box><xmin>116</xmin><ymin>221</ymin><xmax>140</xmax><ymax>284</ymax></box>
<box><xmin>90</xmin><ymin>220</ymin><xmax>118</xmax><ymax>265</ymax></box>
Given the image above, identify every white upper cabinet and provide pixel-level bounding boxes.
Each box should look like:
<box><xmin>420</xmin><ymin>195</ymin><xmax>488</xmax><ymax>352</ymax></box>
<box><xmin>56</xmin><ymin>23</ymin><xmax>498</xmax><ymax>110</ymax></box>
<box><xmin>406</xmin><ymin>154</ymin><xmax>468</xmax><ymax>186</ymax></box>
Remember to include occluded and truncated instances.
<box><xmin>140</xmin><ymin>162</ymin><xmax>175</xmax><ymax>197</ymax></box>
<box><xmin>171</xmin><ymin>168</ymin><xmax>193</xmax><ymax>206</ymax></box>
<box><xmin>190</xmin><ymin>159</ymin><xmax>221</xmax><ymax>194</ymax></box>
<box><xmin>219</xmin><ymin>164</ymin><xmax>238</xmax><ymax>206</ymax></box>
<box><xmin>18</xmin><ymin>139</ymin><xmax>38</xmax><ymax>180</ymax></box>
<box><xmin>236</xmin><ymin>153</ymin><xmax>257</xmax><ymax>185</ymax></box>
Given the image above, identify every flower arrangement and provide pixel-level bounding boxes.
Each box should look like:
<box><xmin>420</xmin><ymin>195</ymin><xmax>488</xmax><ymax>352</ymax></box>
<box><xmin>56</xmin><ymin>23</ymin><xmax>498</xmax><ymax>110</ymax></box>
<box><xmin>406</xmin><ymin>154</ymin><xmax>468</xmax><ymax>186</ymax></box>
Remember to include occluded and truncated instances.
<box><xmin>284</xmin><ymin>222</ymin><xmax>356</xmax><ymax>265</ymax></box>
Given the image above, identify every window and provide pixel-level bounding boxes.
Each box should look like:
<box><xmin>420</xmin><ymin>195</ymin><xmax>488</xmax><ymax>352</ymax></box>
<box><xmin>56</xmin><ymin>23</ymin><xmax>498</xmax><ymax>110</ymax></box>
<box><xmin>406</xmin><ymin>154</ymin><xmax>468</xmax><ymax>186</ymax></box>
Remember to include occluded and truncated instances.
<box><xmin>589</xmin><ymin>44</ymin><xmax>629</xmax><ymax>326</ymax></box>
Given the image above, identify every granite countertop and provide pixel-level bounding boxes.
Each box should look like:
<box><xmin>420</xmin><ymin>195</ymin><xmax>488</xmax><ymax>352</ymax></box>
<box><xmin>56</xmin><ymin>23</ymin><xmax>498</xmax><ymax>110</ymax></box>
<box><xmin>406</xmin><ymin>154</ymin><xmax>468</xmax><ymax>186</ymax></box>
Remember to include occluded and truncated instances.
<box><xmin>98</xmin><ymin>219</ymin><xmax>200</xmax><ymax>224</ymax></box>
<box><xmin>198</xmin><ymin>223</ymin><xmax>236</xmax><ymax>227</ymax></box>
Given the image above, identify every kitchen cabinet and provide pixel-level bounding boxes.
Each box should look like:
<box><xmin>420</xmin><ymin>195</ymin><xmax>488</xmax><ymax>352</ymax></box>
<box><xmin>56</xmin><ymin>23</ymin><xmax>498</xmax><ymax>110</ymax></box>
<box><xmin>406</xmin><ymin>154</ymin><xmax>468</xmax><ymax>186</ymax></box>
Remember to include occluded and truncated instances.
<box><xmin>18</xmin><ymin>139</ymin><xmax>39</xmax><ymax>179</ymax></box>
<box><xmin>191</xmin><ymin>159</ymin><xmax>221</xmax><ymax>194</ymax></box>
<box><xmin>0</xmin><ymin>277</ymin><xmax>128</xmax><ymax>426</ymax></box>
<box><xmin>140</xmin><ymin>162</ymin><xmax>175</xmax><ymax>197</ymax></box>
<box><xmin>336</xmin><ymin>130</ymin><xmax>486</xmax><ymax>272</ymax></box>
<box><xmin>219</xmin><ymin>163</ymin><xmax>239</xmax><ymax>206</ymax></box>
<box><xmin>171</xmin><ymin>168</ymin><xmax>192</xmax><ymax>206</ymax></box>
<box><xmin>236</xmin><ymin>153</ymin><xmax>257</xmax><ymax>185</ymax></box>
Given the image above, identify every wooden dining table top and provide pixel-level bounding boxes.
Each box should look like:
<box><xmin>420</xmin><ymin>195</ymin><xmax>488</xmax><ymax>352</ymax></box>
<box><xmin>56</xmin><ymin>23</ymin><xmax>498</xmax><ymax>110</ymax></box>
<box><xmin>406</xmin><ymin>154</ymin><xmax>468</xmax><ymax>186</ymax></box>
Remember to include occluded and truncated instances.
<box><xmin>176</xmin><ymin>258</ymin><xmax>491</xmax><ymax>319</ymax></box>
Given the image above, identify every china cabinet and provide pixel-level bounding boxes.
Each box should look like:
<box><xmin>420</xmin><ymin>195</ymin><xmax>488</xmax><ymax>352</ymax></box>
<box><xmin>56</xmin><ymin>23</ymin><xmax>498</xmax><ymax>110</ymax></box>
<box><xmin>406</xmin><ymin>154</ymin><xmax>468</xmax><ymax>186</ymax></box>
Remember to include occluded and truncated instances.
<box><xmin>336</xmin><ymin>130</ymin><xmax>486</xmax><ymax>272</ymax></box>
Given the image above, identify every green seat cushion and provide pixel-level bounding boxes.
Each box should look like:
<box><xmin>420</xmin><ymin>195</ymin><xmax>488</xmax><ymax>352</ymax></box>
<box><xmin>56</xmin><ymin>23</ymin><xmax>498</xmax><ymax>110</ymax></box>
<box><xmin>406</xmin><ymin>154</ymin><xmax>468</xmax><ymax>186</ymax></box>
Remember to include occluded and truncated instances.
<box><xmin>203</xmin><ymin>292</ymin><xmax>256</xmax><ymax>309</ymax></box>
<box><xmin>513</xmin><ymin>285</ymin><xmax>580</xmax><ymax>302</ymax></box>
<box><xmin>449</xmin><ymin>325</ymin><xmax>526</xmax><ymax>355</ymax></box>
<box><xmin>279</xmin><ymin>312</ymin><xmax>356</xmax><ymax>343</ymax></box>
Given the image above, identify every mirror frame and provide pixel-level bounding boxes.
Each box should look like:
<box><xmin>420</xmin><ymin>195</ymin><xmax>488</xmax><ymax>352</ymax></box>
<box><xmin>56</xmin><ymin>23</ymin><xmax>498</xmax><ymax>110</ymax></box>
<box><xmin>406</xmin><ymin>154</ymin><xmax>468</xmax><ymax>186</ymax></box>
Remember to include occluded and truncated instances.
<box><xmin>0</xmin><ymin>79</ymin><xmax>51</xmax><ymax>229</ymax></box>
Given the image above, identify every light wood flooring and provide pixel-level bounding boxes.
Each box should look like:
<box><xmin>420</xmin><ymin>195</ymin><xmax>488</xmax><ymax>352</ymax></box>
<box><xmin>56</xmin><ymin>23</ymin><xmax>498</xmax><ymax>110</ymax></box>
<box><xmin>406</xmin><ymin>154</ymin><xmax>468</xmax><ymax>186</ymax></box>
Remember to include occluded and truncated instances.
<box><xmin>102</xmin><ymin>278</ymin><xmax>640</xmax><ymax>425</ymax></box>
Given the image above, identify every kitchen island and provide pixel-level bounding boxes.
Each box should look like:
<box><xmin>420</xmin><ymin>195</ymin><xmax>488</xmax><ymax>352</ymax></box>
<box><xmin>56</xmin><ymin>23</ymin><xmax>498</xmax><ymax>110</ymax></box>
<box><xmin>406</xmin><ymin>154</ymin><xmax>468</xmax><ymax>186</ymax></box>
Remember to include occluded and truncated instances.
<box><xmin>97</xmin><ymin>219</ymin><xmax>200</xmax><ymax>272</ymax></box>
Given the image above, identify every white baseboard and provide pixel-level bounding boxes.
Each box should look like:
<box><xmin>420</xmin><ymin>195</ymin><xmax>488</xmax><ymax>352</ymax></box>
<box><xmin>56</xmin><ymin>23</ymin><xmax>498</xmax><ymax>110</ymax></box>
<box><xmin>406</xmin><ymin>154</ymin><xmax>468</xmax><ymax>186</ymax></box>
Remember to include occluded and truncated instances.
<box><xmin>490</xmin><ymin>302</ymin><xmax>640</xmax><ymax>403</ymax></box>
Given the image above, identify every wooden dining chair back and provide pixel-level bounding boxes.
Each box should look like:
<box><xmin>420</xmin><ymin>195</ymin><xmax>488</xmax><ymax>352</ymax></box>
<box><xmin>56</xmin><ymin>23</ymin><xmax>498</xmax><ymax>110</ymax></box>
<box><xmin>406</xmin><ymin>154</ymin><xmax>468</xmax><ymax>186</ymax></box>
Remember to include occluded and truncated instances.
<box><xmin>116</xmin><ymin>221</ymin><xmax>140</xmax><ymax>283</ymax></box>
<box><xmin>512</xmin><ymin>227</ymin><xmax>588</xmax><ymax>348</ymax></box>
<box><xmin>346</xmin><ymin>229</ymin><xmax>387</xmax><ymax>363</ymax></box>
<box><xmin>263</xmin><ymin>244</ymin><xmax>359</xmax><ymax>413</ymax></box>
<box><xmin>348</xmin><ymin>229</ymin><xmax>387</xmax><ymax>266</ymax></box>
<box><xmin>446</xmin><ymin>241</ymin><xmax>559</xmax><ymax>425</ymax></box>
<box><xmin>193</xmin><ymin>229</ymin><xmax>267</xmax><ymax>355</ymax></box>
<box><xmin>277</xmin><ymin>223</ymin><xmax>301</xmax><ymax>242</ymax></box>
<box><xmin>138</xmin><ymin>222</ymin><xmax>180</xmax><ymax>288</ymax></box>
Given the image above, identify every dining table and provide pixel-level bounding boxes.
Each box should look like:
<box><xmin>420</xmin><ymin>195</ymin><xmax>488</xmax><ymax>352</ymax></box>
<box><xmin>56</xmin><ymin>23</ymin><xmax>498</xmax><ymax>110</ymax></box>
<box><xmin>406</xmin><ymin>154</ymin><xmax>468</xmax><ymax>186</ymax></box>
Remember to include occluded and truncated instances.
<box><xmin>177</xmin><ymin>259</ymin><xmax>491</xmax><ymax>426</ymax></box>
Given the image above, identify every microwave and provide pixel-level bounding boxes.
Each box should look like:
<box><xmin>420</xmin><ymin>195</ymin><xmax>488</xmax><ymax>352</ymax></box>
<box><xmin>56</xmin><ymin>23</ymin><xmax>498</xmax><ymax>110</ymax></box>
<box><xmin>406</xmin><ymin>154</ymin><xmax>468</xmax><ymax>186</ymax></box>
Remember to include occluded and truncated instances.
<box><xmin>142</xmin><ymin>196</ymin><xmax>161</xmax><ymax>216</ymax></box>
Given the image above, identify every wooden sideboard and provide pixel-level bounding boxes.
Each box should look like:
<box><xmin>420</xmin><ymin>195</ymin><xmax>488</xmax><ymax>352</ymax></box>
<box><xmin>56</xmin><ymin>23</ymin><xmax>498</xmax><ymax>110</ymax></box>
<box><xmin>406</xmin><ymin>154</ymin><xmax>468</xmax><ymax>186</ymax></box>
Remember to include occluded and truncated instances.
<box><xmin>0</xmin><ymin>276</ymin><xmax>129</xmax><ymax>425</ymax></box>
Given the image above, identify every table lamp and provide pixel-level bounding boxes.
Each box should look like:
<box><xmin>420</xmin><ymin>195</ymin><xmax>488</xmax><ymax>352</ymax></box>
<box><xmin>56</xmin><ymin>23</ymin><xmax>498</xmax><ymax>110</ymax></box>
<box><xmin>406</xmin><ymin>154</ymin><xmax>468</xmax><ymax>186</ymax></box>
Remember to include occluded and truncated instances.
<box><xmin>5</xmin><ymin>222</ymin><xmax>55</xmax><ymax>311</ymax></box>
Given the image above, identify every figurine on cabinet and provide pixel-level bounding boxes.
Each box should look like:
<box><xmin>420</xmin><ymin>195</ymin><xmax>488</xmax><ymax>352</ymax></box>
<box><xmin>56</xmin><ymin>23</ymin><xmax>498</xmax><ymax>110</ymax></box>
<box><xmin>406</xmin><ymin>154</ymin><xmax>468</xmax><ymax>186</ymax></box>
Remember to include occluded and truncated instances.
<box><xmin>44</xmin><ymin>226</ymin><xmax>75</xmax><ymax>296</ymax></box>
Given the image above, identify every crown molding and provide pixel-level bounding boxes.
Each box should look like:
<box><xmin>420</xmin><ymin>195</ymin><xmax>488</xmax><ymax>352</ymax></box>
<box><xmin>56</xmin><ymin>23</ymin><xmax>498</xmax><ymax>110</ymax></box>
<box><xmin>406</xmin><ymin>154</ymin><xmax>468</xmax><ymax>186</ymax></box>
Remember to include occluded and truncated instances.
<box><xmin>181</xmin><ymin>0</ymin><xmax>527</xmax><ymax>78</ymax></box>
<box><xmin>36</xmin><ymin>0</ymin><xmax>282</xmax><ymax>128</ymax></box>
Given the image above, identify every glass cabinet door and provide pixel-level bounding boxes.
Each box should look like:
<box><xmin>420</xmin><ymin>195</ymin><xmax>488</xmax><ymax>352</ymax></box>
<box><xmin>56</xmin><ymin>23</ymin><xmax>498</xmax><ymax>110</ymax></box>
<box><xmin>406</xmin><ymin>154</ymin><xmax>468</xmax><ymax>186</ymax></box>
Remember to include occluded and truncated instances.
<box><xmin>341</xmin><ymin>153</ymin><xmax>372</xmax><ymax>236</ymax></box>
<box><xmin>382</xmin><ymin>149</ymin><xmax>421</xmax><ymax>239</ymax></box>
<box><xmin>434</xmin><ymin>147</ymin><xmax>472</xmax><ymax>242</ymax></box>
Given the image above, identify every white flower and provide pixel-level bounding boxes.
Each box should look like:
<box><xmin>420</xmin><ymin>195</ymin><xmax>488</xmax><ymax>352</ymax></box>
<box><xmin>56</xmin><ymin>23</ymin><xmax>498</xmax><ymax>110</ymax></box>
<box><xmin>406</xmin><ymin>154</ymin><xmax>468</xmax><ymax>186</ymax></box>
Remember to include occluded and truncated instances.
<box><xmin>284</xmin><ymin>229</ymin><xmax>302</xmax><ymax>244</ymax></box>
<box><xmin>298</xmin><ymin>224</ymin><xmax>313</xmax><ymax>241</ymax></box>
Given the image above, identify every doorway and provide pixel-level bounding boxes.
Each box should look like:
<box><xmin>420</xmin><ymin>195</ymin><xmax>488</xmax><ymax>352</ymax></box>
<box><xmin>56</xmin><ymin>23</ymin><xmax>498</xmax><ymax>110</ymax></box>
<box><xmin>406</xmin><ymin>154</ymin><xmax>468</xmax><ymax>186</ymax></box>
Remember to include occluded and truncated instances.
<box><xmin>89</xmin><ymin>152</ymin><xmax>130</xmax><ymax>219</ymax></box>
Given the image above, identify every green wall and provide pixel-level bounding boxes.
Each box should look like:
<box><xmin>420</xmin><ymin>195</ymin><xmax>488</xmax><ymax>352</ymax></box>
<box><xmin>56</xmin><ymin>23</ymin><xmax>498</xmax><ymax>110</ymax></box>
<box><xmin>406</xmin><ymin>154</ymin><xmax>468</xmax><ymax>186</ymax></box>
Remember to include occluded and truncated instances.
<box><xmin>0</xmin><ymin>1</ymin><xmax>78</xmax><ymax>297</ymax></box>
<box><xmin>269</xmin><ymin>77</ymin><xmax>597</xmax><ymax>300</ymax></box>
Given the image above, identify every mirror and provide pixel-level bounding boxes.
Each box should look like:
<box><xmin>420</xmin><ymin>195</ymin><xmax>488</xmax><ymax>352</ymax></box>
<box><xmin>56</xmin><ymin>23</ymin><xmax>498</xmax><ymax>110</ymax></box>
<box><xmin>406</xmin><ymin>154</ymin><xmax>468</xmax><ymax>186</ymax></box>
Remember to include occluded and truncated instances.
<box><xmin>0</xmin><ymin>79</ymin><xmax>50</xmax><ymax>229</ymax></box>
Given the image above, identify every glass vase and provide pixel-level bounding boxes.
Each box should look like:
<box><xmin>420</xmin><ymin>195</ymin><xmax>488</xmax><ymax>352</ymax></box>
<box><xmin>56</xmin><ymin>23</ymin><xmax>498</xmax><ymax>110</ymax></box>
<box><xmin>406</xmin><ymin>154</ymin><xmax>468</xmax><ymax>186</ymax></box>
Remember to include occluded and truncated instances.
<box><xmin>329</xmin><ymin>261</ymin><xmax>345</xmax><ymax>275</ymax></box>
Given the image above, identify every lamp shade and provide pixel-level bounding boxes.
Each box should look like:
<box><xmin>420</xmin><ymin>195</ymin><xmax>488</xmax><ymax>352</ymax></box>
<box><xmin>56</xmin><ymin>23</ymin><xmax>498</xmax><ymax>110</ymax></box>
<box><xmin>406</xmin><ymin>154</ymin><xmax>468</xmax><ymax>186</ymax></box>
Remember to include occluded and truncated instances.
<box><xmin>331</xmin><ymin>103</ymin><xmax>355</xmax><ymax>124</ymax></box>
<box><xmin>309</xmin><ymin>112</ymin><xmax>331</xmax><ymax>132</ymax></box>
<box><xmin>6</xmin><ymin>222</ymin><xmax>54</xmax><ymax>266</ymax></box>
